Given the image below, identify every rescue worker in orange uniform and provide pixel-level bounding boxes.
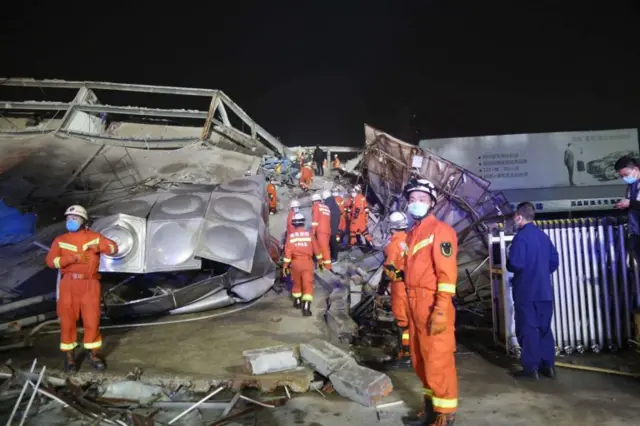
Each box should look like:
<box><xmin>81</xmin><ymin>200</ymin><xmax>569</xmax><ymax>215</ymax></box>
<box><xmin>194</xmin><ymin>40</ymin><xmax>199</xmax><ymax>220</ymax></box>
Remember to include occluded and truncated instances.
<box><xmin>266</xmin><ymin>177</ymin><xmax>278</xmax><ymax>214</ymax></box>
<box><xmin>285</xmin><ymin>200</ymin><xmax>301</xmax><ymax>239</ymax></box>
<box><xmin>45</xmin><ymin>205</ymin><xmax>119</xmax><ymax>373</ymax></box>
<box><xmin>282</xmin><ymin>213</ymin><xmax>319</xmax><ymax>316</ymax></box>
<box><xmin>349</xmin><ymin>185</ymin><xmax>373</xmax><ymax>247</ymax></box>
<box><xmin>299</xmin><ymin>162</ymin><xmax>314</xmax><ymax>192</ymax></box>
<box><xmin>403</xmin><ymin>178</ymin><xmax>458</xmax><ymax>426</ymax></box>
<box><xmin>332</xmin><ymin>154</ymin><xmax>340</xmax><ymax>169</ymax></box>
<box><xmin>311</xmin><ymin>192</ymin><xmax>333</xmax><ymax>270</ymax></box>
<box><xmin>384</xmin><ymin>211</ymin><xmax>411</xmax><ymax>364</ymax></box>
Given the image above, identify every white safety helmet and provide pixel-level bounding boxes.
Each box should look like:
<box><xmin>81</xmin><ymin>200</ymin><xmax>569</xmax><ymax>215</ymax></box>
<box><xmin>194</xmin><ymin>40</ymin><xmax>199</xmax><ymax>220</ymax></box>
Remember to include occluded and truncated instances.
<box><xmin>403</xmin><ymin>178</ymin><xmax>438</xmax><ymax>202</ymax></box>
<box><xmin>311</xmin><ymin>193</ymin><xmax>322</xmax><ymax>202</ymax></box>
<box><xmin>331</xmin><ymin>187</ymin><xmax>340</xmax><ymax>196</ymax></box>
<box><xmin>354</xmin><ymin>184</ymin><xmax>362</xmax><ymax>192</ymax></box>
<box><xmin>292</xmin><ymin>213</ymin><xmax>305</xmax><ymax>227</ymax></box>
<box><xmin>322</xmin><ymin>190</ymin><xmax>332</xmax><ymax>200</ymax></box>
<box><xmin>334</xmin><ymin>154</ymin><xmax>338</xmax><ymax>158</ymax></box>
<box><xmin>290</xmin><ymin>200</ymin><xmax>301</xmax><ymax>209</ymax></box>
<box><xmin>389</xmin><ymin>211</ymin><xmax>408</xmax><ymax>230</ymax></box>
<box><xmin>64</xmin><ymin>205</ymin><xmax>88</xmax><ymax>221</ymax></box>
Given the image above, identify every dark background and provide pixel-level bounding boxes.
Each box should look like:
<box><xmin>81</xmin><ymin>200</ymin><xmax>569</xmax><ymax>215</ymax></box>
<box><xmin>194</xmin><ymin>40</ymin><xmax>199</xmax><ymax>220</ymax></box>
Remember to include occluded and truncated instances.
<box><xmin>1</xmin><ymin>1</ymin><xmax>639</xmax><ymax>146</ymax></box>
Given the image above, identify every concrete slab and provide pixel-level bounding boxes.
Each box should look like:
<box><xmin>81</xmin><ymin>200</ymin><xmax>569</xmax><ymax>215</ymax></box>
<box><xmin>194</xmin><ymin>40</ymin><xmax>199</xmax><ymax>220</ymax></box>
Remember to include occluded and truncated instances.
<box><xmin>243</xmin><ymin>345</ymin><xmax>299</xmax><ymax>375</ymax></box>
<box><xmin>329</xmin><ymin>359</ymin><xmax>393</xmax><ymax>407</ymax></box>
<box><xmin>299</xmin><ymin>339</ymin><xmax>351</xmax><ymax>377</ymax></box>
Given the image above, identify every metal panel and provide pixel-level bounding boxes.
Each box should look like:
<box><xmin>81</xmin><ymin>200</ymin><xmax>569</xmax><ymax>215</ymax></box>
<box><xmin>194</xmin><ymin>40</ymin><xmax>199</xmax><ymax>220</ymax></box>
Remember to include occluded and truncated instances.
<box><xmin>91</xmin><ymin>193</ymin><xmax>160</xmax><ymax>218</ymax></box>
<box><xmin>218</xmin><ymin>175</ymin><xmax>265</xmax><ymax>198</ymax></box>
<box><xmin>228</xmin><ymin>223</ymin><xmax>276</xmax><ymax>285</ymax></box>
<box><xmin>194</xmin><ymin>190</ymin><xmax>264</xmax><ymax>273</ymax></box>
<box><xmin>144</xmin><ymin>192</ymin><xmax>210</xmax><ymax>272</ymax></box>
<box><xmin>91</xmin><ymin>213</ymin><xmax>146</xmax><ymax>274</ymax></box>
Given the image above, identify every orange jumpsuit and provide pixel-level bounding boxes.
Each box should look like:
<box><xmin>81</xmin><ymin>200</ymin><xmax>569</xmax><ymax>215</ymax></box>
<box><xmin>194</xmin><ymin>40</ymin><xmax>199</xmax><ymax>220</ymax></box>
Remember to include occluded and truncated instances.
<box><xmin>266</xmin><ymin>183</ymin><xmax>277</xmax><ymax>213</ymax></box>
<box><xmin>405</xmin><ymin>214</ymin><xmax>458</xmax><ymax>415</ymax></box>
<box><xmin>286</xmin><ymin>209</ymin><xmax>296</xmax><ymax>237</ymax></box>
<box><xmin>312</xmin><ymin>202</ymin><xmax>332</xmax><ymax>270</ymax></box>
<box><xmin>335</xmin><ymin>196</ymin><xmax>346</xmax><ymax>241</ymax></box>
<box><xmin>349</xmin><ymin>193</ymin><xmax>372</xmax><ymax>245</ymax></box>
<box><xmin>45</xmin><ymin>229</ymin><xmax>118</xmax><ymax>353</ymax></box>
<box><xmin>384</xmin><ymin>230</ymin><xmax>409</xmax><ymax>332</ymax></box>
<box><xmin>299</xmin><ymin>166</ymin><xmax>313</xmax><ymax>191</ymax></box>
<box><xmin>333</xmin><ymin>157</ymin><xmax>340</xmax><ymax>169</ymax></box>
<box><xmin>282</xmin><ymin>229</ymin><xmax>319</xmax><ymax>302</ymax></box>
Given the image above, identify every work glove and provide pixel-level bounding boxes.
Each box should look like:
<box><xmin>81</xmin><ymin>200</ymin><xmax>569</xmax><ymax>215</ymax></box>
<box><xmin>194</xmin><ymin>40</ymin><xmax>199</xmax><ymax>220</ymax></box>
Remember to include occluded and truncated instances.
<box><xmin>428</xmin><ymin>307</ymin><xmax>447</xmax><ymax>336</ymax></box>
<box><xmin>282</xmin><ymin>266</ymin><xmax>290</xmax><ymax>277</ymax></box>
<box><xmin>317</xmin><ymin>262</ymin><xmax>325</xmax><ymax>272</ymax></box>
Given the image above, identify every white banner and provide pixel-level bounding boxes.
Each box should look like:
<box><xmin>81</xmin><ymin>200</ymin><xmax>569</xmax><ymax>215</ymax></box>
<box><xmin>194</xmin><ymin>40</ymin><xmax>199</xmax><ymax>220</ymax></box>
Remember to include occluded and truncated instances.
<box><xmin>419</xmin><ymin>129</ymin><xmax>639</xmax><ymax>191</ymax></box>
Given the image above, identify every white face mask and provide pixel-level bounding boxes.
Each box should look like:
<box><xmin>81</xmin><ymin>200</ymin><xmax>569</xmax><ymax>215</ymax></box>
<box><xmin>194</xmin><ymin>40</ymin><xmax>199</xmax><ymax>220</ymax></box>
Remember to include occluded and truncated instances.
<box><xmin>407</xmin><ymin>201</ymin><xmax>430</xmax><ymax>218</ymax></box>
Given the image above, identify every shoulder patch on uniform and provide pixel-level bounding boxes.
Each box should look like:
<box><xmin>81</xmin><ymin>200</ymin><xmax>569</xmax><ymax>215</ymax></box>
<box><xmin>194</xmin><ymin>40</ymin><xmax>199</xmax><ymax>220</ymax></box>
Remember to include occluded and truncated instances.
<box><xmin>440</xmin><ymin>241</ymin><xmax>453</xmax><ymax>257</ymax></box>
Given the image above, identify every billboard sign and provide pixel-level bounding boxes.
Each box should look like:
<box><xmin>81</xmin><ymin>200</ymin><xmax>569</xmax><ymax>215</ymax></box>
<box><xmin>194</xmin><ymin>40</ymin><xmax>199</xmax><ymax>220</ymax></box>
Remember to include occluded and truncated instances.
<box><xmin>419</xmin><ymin>129</ymin><xmax>639</xmax><ymax>191</ymax></box>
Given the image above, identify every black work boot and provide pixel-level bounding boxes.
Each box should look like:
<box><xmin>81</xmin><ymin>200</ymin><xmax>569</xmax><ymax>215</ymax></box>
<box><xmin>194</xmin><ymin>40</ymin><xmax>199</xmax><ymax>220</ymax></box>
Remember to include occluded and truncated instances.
<box><xmin>432</xmin><ymin>412</ymin><xmax>456</xmax><ymax>426</ymax></box>
<box><xmin>540</xmin><ymin>365</ymin><xmax>557</xmax><ymax>379</ymax></box>
<box><xmin>86</xmin><ymin>351</ymin><xmax>106</xmax><ymax>371</ymax></box>
<box><xmin>406</xmin><ymin>397</ymin><xmax>434</xmax><ymax>425</ymax></box>
<box><xmin>63</xmin><ymin>350</ymin><xmax>77</xmax><ymax>374</ymax></box>
<box><xmin>293</xmin><ymin>297</ymin><xmax>302</xmax><ymax>309</ymax></box>
<box><xmin>302</xmin><ymin>301</ymin><xmax>312</xmax><ymax>317</ymax></box>
<box><xmin>512</xmin><ymin>369</ymin><xmax>540</xmax><ymax>381</ymax></box>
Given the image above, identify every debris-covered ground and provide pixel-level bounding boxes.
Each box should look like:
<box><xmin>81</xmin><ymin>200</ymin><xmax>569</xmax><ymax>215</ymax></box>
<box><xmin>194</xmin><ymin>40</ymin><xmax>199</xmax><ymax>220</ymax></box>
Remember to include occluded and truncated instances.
<box><xmin>2</xmin><ymin>161</ymin><xmax>640</xmax><ymax>424</ymax></box>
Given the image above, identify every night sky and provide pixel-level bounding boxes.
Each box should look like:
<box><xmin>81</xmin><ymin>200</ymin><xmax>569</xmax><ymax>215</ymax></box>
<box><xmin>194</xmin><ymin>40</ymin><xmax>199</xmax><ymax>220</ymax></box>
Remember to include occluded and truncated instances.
<box><xmin>2</xmin><ymin>1</ymin><xmax>639</xmax><ymax>147</ymax></box>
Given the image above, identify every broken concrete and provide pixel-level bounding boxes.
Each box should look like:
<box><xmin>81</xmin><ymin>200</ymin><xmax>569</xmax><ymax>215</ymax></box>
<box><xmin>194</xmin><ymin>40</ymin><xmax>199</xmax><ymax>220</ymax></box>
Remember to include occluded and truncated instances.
<box><xmin>329</xmin><ymin>359</ymin><xmax>393</xmax><ymax>407</ymax></box>
<box><xmin>299</xmin><ymin>339</ymin><xmax>393</xmax><ymax>406</ymax></box>
<box><xmin>314</xmin><ymin>269</ymin><xmax>342</xmax><ymax>293</ymax></box>
<box><xmin>326</xmin><ymin>287</ymin><xmax>358</xmax><ymax>341</ymax></box>
<box><xmin>243</xmin><ymin>345</ymin><xmax>299</xmax><ymax>375</ymax></box>
<box><xmin>299</xmin><ymin>339</ymin><xmax>352</xmax><ymax>378</ymax></box>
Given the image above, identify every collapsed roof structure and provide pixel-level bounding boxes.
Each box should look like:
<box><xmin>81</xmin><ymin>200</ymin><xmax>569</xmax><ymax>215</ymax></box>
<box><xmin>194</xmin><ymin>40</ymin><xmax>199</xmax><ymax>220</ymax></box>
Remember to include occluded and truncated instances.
<box><xmin>355</xmin><ymin>124</ymin><xmax>513</xmax><ymax>303</ymax></box>
<box><xmin>0</xmin><ymin>78</ymin><xmax>286</xmax><ymax>319</ymax></box>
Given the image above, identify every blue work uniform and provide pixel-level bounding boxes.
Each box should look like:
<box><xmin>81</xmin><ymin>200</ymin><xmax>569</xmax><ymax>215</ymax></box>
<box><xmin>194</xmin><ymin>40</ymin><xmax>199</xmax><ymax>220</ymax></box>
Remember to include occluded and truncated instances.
<box><xmin>626</xmin><ymin>181</ymin><xmax>640</xmax><ymax>264</ymax></box>
<box><xmin>506</xmin><ymin>222</ymin><xmax>560</xmax><ymax>373</ymax></box>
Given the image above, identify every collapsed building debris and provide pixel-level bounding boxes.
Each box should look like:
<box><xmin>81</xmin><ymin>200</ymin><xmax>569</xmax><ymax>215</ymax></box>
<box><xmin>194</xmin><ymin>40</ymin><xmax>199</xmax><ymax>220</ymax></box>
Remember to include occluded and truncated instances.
<box><xmin>315</xmin><ymin>125</ymin><xmax>513</xmax><ymax>359</ymax></box>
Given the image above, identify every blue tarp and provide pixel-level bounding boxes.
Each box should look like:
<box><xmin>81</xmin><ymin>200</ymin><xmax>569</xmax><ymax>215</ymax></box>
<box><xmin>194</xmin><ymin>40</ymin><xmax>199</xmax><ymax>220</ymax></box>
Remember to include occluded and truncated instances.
<box><xmin>0</xmin><ymin>200</ymin><xmax>37</xmax><ymax>246</ymax></box>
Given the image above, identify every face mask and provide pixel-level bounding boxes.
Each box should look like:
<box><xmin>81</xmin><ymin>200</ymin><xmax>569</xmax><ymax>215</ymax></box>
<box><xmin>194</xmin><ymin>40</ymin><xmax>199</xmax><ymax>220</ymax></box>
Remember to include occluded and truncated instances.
<box><xmin>623</xmin><ymin>176</ymin><xmax>638</xmax><ymax>184</ymax></box>
<box><xmin>292</xmin><ymin>207</ymin><xmax>299</xmax><ymax>213</ymax></box>
<box><xmin>351</xmin><ymin>192</ymin><xmax>357</xmax><ymax>198</ymax></box>
<box><xmin>407</xmin><ymin>202</ymin><xmax>430</xmax><ymax>218</ymax></box>
<box><xmin>66</xmin><ymin>219</ymin><xmax>82</xmax><ymax>232</ymax></box>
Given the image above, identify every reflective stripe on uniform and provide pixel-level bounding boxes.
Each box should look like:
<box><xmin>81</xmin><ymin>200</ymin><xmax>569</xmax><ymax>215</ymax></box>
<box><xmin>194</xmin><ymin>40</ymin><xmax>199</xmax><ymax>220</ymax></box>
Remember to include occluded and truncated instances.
<box><xmin>53</xmin><ymin>256</ymin><xmax>61</xmax><ymax>268</ymax></box>
<box><xmin>423</xmin><ymin>388</ymin><xmax>433</xmax><ymax>397</ymax></box>
<box><xmin>411</xmin><ymin>234</ymin><xmax>434</xmax><ymax>255</ymax></box>
<box><xmin>437</xmin><ymin>283</ymin><xmax>456</xmax><ymax>294</ymax></box>
<box><xmin>292</xmin><ymin>292</ymin><xmax>302</xmax><ymax>298</ymax></box>
<box><xmin>84</xmin><ymin>340</ymin><xmax>102</xmax><ymax>349</ymax></box>
<box><xmin>108</xmin><ymin>243</ymin><xmax>116</xmax><ymax>254</ymax></box>
<box><xmin>82</xmin><ymin>238</ymin><xmax>100</xmax><ymax>252</ymax></box>
<box><xmin>301</xmin><ymin>294</ymin><xmax>313</xmax><ymax>301</ymax></box>
<box><xmin>290</xmin><ymin>237</ymin><xmax>312</xmax><ymax>243</ymax></box>
<box><xmin>283</xmin><ymin>257</ymin><xmax>292</xmax><ymax>262</ymax></box>
<box><xmin>401</xmin><ymin>330</ymin><xmax>410</xmax><ymax>340</ymax></box>
<box><xmin>316</xmin><ymin>254</ymin><xmax>323</xmax><ymax>259</ymax></box>
<box><xmin>432</xmin><ymin>396</ymin><xmax>458</xmax><ymax>409</ymax></box>
<box><xmin>312</xmin><ymin>222</ymin><xmax>319</xmax><ymax>226</ymax></box>
<box><xmin>60</xmin><ymin>342</ymin><xmax>78</xmax><ymax>351</ymax></box>
<box><xmin>323</xmin><ymin>260</ymin><xmax>331</xmax><ymax>265</ymax></box>
<box><xmin>58</xmin><ymin>242</ymin><xmax>78</xmax><ymax>252</ymax></box>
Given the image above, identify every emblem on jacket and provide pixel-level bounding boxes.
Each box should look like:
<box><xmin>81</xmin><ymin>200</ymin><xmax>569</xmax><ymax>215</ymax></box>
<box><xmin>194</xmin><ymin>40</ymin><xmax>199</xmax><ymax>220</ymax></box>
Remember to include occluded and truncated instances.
<box><xmin>440</xmin><ymin>242</ymin><xmax>453</xmax><ymax>257</ymax></box>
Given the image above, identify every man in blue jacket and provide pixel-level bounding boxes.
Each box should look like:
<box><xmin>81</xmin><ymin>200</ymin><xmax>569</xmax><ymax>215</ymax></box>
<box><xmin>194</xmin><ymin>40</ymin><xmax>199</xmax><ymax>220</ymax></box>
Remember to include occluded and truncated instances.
<box><xmin>507</xmin><ymin>202</ymin><xmax>559</xmax><ymax>380</ymax></box>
